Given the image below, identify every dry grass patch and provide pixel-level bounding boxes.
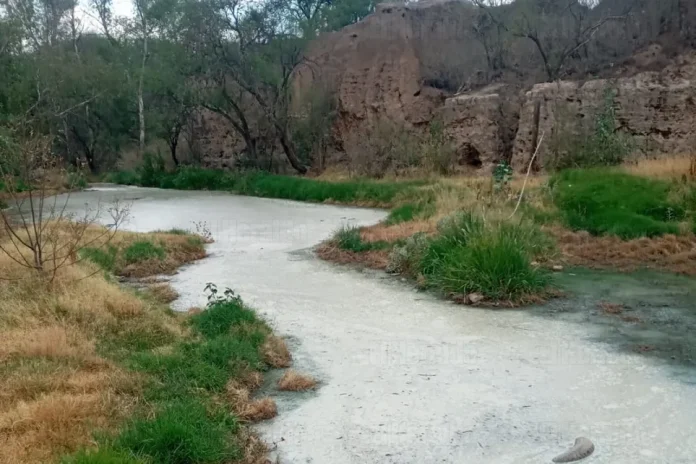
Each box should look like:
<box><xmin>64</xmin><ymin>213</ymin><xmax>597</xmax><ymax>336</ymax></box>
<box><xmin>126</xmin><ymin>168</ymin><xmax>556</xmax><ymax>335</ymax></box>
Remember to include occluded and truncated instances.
<box><xmin>261</xmin><ymin>335</ymin><xmax>292</xmax><ymax>368</ymax></box>
<box><xmin>315</xmin><ymin>243</ymin><xmax>391</xmax><ymax>270</ymax></box>
<box><xmin>360</xmin><ymin>220</ymin><xmax>435</xmax><ymax>243</ymax></box>
<box><xmin>623</xmin><ymin>155</ymin><xmax>695</xmax><ymax>180</ymax></box>
<box><xmin>226</xmin><ymin>380</ymin><xmax>277</xmax><ymax>422</ymax></box>
<box><xmin>551</xmin><ymin>227</ymin><xmax>696</xmax><ymax>275</ymax></box>
<box><xmin>148</xmin><ymin>283</ymin><xmax>179</xmax><ymax>304</ymax></box>
<box><xmin>238</xmin><ymin>398</ymin><xmax>278</xmax><ymax>422</ymax></box>
<box><xmin>236</xmin><ymin>428</ymin><xmax>271</xmax><ymax>464</ymax></box>
<box><xmin>277</xmin><ymin>370</ymin><xmax>317</xmax><ymax>392</ymax></box>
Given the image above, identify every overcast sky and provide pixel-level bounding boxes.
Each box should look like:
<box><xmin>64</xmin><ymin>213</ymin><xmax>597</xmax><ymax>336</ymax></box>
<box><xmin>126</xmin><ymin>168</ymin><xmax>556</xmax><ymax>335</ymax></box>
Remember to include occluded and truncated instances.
<box><xmin>77</xmin><ymin>0</ymin><xmax>134</xmax><ymax>31</ymax></box>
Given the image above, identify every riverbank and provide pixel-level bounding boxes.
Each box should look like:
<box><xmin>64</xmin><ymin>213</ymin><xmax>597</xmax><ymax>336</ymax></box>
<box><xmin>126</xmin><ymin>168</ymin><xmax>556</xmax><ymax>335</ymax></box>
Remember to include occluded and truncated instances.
<box><xmin>106</xmin><ymin>159</ymin><xmax>696</xmax><ymax>306</ymax></box>
<box><xmin>31</xmin><ymin>184</ymin><xmax>696</xmax><ymax>464</ymax></box>
<box><xmin>0</xmin><ymin>224</ymin><xmax>294</xmax><ymax>464</ymax></box>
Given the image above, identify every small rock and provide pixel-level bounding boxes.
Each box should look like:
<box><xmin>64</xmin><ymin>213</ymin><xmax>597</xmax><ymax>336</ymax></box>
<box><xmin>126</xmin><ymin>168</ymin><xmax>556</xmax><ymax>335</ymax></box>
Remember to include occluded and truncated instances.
<box><xmin>531</xmin><ymin>261</ymin><xmax>539</xmax><ymax>266</ymax></box>
<box><xmin>467</xmin><ymin>292</ymin><xmax>485</xmax><ymax>305</ymax></box>
<box><xmin>552</xmin><ymin>265</ymin><xmax>564</xmax><ymax>272</ymax></box>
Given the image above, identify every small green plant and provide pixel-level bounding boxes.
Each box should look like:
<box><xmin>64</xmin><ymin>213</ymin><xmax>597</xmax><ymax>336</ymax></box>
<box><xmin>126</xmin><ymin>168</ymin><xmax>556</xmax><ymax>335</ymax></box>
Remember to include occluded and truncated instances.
<box><xmin>493</xmin><ymin>161</ymin><xmax>513</xmax><ymax>191</ymax></box>
<box><xmin>123</xmin><ymin>241</ymin><xmax>166</xmax><ymax>264</ymax></box>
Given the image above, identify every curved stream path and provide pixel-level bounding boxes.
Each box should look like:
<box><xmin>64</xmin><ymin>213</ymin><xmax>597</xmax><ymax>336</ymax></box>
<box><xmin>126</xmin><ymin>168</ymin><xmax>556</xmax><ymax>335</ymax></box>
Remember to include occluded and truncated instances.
<box><xmin>67</xmin><ymin>186</ymin><xmax>695</xmax><ymax>463</ymax></box>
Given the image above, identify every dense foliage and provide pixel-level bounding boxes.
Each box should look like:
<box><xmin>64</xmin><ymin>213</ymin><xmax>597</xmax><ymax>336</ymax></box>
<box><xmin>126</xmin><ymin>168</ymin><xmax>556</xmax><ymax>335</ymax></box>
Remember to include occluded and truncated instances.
<box><xmin>0</xmin><ymin>0</ymin><xmax>377</xmax><ymax>173</ymax></box>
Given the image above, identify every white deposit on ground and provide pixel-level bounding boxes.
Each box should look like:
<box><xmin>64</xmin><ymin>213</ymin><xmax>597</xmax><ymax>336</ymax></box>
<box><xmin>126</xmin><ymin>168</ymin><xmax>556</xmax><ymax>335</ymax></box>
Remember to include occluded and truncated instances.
<box><xmin>65</xmin><ymin>186</ymin><xmax>696</xmax><ymax>463</ymax></box>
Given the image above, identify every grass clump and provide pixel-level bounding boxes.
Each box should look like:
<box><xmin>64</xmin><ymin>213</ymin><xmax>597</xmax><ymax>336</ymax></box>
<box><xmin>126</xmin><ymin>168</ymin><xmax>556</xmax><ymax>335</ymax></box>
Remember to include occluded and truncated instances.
<box><xmin>122</xmin><ymin>240</ymin><xmax>166</xmax><ymax>264</ymax></box>
<box><xmin>552</xmin><ymin>169</ymin><xmax>686</xmax><ymax>239</ymax></box>
<box><xmin>334</xmin><ymin>226</ymin><xmax>390</xmax><ymax>252</ymax></box>
<box><xmin>389</xmin><ymin>211</ymin><xmax>553</xmax><ymax>302</ymax></box>
<box><xmin>115</xmin><ymin>400</ymin><xmax>239</xmax><ymax>464</ymax></box>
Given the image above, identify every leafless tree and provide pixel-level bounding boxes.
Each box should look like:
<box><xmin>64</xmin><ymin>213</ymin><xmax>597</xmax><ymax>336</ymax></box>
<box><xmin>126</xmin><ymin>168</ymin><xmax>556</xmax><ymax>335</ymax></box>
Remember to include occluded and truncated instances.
<box><xmin>0</xmin><ymin>124</ymin><xmax>129</xmax><ymax>280</ymax></box>
<box><xmin>474</xmin><ymin>0</ymin><xmax>634</xmax><ymax>81</ymax></box>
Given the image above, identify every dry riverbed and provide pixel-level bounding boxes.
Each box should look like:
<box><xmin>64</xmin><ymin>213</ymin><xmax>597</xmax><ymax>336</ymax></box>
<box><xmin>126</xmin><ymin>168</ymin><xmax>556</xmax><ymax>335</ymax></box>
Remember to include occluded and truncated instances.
<box><xmin>63</xmin><ymin>185</ymin><xmax>696</xmax><ymax>463</ymax></box>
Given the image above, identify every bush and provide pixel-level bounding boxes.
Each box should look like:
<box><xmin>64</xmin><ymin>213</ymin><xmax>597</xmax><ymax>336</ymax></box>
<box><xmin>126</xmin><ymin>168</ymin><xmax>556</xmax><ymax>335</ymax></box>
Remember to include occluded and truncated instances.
<box><xmin>387</xmin><ymin>232</ymin><xmax>429</xmax><ymax>275</ymax></box>
<box><xmin>138</xmin><ymin>152</ymin><xmax>167</xmax><ymax>187</ymax></box>
<box><xmin>552</xmin><ymin>169</ymin><xmax>685</xmax><ymax>238</ymax></box>
<box><xmin>116</xmin><ymin>400</ymin><xmax>239</xmax><ymax>464</ymax></box>
<box><xmin>105</xmin><ymin>170</ymin><xmax>140</xmax><ymax>186</ymax></box>
<box><xmin>123</xmin><ymin>241</ymin><xmax>166</xmax><ymax>264</ymax></box>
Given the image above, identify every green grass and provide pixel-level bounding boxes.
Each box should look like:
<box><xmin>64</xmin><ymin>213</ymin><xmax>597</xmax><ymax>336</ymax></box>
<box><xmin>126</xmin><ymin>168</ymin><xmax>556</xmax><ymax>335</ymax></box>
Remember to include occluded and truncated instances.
<box><xmin>115</xmin><ymin>400</ymin><xmax>239</xmax><ymax>464</ymax></box>
<box><xmin>128</xmin><ymin>299</ymin><xmax>269</xmax><ymax>401</ymax></box>
<box><xmin>61</xmin><ymin>449</ymin><xmax>145</xmax><ymax>464</ymax></box>
<box><xmin>334</xmin><ymin>226</ymin><xmax>390</xmax><ymax>252</ymax></box>
<box><xmin>123</xmin><ymin>241</ymin><xmax>166</xmax><ymax>264</ymax></box>
<box><xmin>385</xmin><ymin>201</ymin><xmax>435</xmax><ymax>225</ymax></box>
<box><xmin>80</xmin><ymin>246</ymin><xmax>118</xmax><ymax>272</ymax></box>
<box><xmin>106</xmin><ymin>167</ymin><xmax>425</xmax><ymax>207</ymax></box>
<box><xmin>389</xmin><ymin>211</ymin><xmax>553</xmax><ymax>302</ymax></box>
<box><xmin>551</xmin><ymin>169</ymin><xmax>686</xmax><ymax>239</ymax></box>
<box><xmin>66</xmin><ymin>294</ymin><xmax>274</xmax><ymax>463</ymax></box>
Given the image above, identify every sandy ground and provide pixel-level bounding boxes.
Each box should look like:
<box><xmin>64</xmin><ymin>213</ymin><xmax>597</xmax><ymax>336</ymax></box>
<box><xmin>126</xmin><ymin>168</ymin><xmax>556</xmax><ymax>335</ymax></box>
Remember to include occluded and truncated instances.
<box><xmin>63</xmin><ymin>186</ymin><xmax>696</xmax><ymax>463</ymax></box>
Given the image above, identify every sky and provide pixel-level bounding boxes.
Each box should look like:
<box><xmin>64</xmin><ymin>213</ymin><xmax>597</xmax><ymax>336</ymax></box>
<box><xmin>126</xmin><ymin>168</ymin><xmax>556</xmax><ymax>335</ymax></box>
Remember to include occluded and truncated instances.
<box><xmin>77</xmin><ymin>0</ymin><xmax>134</xmax><ymax>31</ymax></box>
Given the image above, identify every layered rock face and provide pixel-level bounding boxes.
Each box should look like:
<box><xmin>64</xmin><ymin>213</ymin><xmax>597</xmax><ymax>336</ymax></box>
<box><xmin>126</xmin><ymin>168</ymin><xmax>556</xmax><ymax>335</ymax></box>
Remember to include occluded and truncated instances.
<box><xmin>195</xmin><ymin>1</ymin><xmax>696</xmax><ymax>172</ymax></box>
<box><xmin>513</xmin><ymin>53</ymin><xmax>696</xmax><ymax>170</ymax></box>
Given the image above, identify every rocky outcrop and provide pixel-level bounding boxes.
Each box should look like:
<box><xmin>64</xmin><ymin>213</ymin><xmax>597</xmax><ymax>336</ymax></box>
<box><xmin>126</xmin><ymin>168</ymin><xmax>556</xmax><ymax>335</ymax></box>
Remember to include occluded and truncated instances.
<box><xmin>512</xmin><ymin>52</ymin><xmax>696</xmax><ymax>170</ymax></box>
<box><xmin>192</xmin><ymin>2</ymin><xmax>696</xmax><ymax>173</ymax></box>
<box><xmin>435</xmin><ymin>90</ymin><xmax>501</xmax><ymax>169</ymax></box>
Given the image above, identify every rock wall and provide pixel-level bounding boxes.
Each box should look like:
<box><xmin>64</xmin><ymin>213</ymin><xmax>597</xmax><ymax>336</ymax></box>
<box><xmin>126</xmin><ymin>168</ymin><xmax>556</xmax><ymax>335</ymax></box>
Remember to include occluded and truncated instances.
<box><xmin>512</xmin><ymin>52</ymin><xmax>696</xmax><ymax>171</ymax></box>
<box><xmin>191</xmin><ymin>1</ymin><xmax>696</xmax><ymax>173</ymax></box>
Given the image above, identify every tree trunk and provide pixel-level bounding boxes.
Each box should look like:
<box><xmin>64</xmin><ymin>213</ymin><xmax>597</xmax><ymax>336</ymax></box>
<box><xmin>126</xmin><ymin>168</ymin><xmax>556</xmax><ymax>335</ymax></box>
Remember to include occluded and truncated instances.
<box><xmin>276</xmin><ymin>124</ymin><xmax>307</xmax><ymax>174</ymax></box>
<box><xmin>138</xmin><ymin>26</ymin><xmax>148</xmax><ymax>156</ymax></box>
<box><xmin>169</xmin><ymin>123</ymin><xmax>181</xmax><ymax>167</ymax></box>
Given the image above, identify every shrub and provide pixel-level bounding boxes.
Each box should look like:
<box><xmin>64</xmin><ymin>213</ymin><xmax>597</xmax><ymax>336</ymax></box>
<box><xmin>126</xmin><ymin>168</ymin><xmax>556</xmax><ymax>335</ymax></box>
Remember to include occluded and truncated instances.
<box><xmin>105</xmin><ymin>170</ymin><xmax>140</xmax><ymax>186</ymax></box>
<box><xmin>123</xmin><ymin>241</ymin><xmax>166</xmax><ymax>264</ymax></box>
<box><xmin>552</xmin><ymin>169</ymin><xmax>685</xmax><ymax>238</ymax></box>
<box><xmin>387</xmin><ymin>232</ymin><xmax>429</xmax><ymax>275</ymax></box>
<box><xmin>116</xmin><ymin>400</ymin><xmax>239</xmax><ymax>464</ymax></box>
<box><xmin>138</xmin><ymin>152</ymin><xmax>167</xmax><ymax>187</ymax></box>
